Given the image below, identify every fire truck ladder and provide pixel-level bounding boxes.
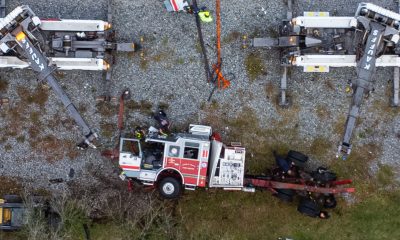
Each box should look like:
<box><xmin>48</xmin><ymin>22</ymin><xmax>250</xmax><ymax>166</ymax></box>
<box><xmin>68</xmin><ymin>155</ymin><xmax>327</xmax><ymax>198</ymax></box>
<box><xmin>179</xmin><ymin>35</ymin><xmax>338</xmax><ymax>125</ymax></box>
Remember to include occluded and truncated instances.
<box><xmin>338</xmin><ymin>4</ymin><xmax>400</xmax><ymax>159</ymax></box>
<box><xmin>245</xmin><ymin>177</ymin><xmax>355</xmax><ymax>195</ymax></box>
<box><xmin>0</xmin><ymin>6</ymin><xmax>98</xmax><ymax>149</ymax></box>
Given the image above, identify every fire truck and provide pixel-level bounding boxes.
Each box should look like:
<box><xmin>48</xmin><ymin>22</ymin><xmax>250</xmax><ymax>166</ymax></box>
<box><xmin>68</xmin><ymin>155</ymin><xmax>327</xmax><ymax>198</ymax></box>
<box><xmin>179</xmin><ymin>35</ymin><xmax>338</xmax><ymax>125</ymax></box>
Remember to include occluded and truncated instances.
<box><xmin>118</xmin><ymin>124</ymin><xmax>354</xmax><ymax>200</ymax></box>
<box><xmin>118</xmin><ymin>125</ymin><xmax>246</xmax><ymax>198</ymax></box>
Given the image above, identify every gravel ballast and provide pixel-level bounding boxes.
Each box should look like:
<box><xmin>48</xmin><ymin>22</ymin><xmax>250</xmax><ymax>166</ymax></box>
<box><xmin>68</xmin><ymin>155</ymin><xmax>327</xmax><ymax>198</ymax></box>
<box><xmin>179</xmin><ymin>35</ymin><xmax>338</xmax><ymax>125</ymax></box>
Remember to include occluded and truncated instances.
<box><xmin>0</xmin><ymin>0</ymin><xmax>399</xmax><ymax>194</ymax></box>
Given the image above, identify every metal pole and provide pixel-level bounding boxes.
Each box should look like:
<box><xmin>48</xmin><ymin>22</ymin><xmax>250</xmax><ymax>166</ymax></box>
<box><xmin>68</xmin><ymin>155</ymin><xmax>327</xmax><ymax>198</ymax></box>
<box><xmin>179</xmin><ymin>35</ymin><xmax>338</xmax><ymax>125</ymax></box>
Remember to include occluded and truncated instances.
<box><xmin>394</xmin><ymin>67</ymin><xmax>399</xmax><ymax>106</ymax></box>
<box><xmin>280</xmin><ymin>66</ymin><xmax>288</xmax><ymax>106</ymax></box>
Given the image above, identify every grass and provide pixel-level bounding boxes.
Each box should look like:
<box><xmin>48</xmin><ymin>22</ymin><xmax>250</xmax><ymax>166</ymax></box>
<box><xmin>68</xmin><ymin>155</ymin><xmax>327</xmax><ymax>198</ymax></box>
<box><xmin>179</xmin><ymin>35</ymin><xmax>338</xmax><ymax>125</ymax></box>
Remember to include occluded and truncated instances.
<box><xmin>125</xmin><ymin>100</ymin><xmax>153</xmax><ymax>116</ymax></box>
<box><xmin>152</xmin><ymin>52</ymin><xmax>169</xmax><ymax>62</ymax></box>
<box><xmin>30</xmin><ymin>111</ymin><xmax>41</xmax><ymax>125</ymax></box>
<box><xmin>377</xmin><ymin>164</ymin><xmax>396</xmax><ymax>187</ymax></box>
<box><xmin>174</xmin><ymin>120</ymin><xmax>398</xmax><ymax>239</ymax></box>
<box><xmin>333</xmin><ymin>115</ymin><xmax>346</xmax><ymax>135</ymax></box>
<box><xmin>266</xmin><ymin>26</ymin><xmax>279</xmax><ymax>38</ymax></box>
<box><xmin>28</xmin><ymin>135</ymin><xmax>78</xmax><ymax>162</ymax></box>
<box><xmin>175</xmin><ymin>58</ymin><xmax>185</xmax><ymax>65</ymax></box>
<box><xmin>177</xmin><ymin>189</ymin><xmax>400</xmax><ymax>240</ymax></box>
<box><xmin>17</xmin><ymin>85</ymin><xmax>49</xmax><ymax>107</ymax></box>
<box><xmin>316</xmin><ymin>105</ymin><xmax>330</xmax><ymax>119</ymax></box>
<box><xmin>244</xmin><ymin>52</ymin><xmax>266</xmax><ymax>81</ymax></box>
<box><xmin>158</xmin><ymin>101</ymin><xmax>169</xmax><ymax>110</ymax></box>
<box><xmin>100</xmin><ymin>122</ymin><xmax>116</xmax><ymax>138</ymax></box>
<box><xmin>16</xmin><ymin>136</ymin><xmax>25</xmax><ymax>143</ymax></box>
<box><xmin>202</xmin><ymin>106</ymin><xmax>302</xmax><ymax>174</ymax></box>
<box><xmin>4</xmin><ymin>144</ymin><xmax>12</xmax><ymax>151</ymax></box>
<box><xmin>310</xmin><ymin>137</ymin><xmax>331</xmax><ymax>159</ymax></box>
<box><xmin>96</xmin><ymin>102</ymin><xmax>117</xmax><ymax>117</ymax></box>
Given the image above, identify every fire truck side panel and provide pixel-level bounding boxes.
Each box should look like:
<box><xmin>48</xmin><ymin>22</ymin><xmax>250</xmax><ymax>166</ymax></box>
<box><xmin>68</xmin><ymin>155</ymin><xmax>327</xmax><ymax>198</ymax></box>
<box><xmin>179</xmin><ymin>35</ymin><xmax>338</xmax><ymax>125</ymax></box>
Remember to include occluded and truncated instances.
<box><xmin>197</xmin><ymin>143</ymin><xmax>210</xmax><ymax>187</ymax></box>
<box><xmin>208</xmin><ymin>140</ymin><xmax>223</xmax><ymax>187</ymax></box>
<box><xmin>139</xmin><ymin>170</ymin><xmax>157</xmax><ymax>182</ymax></box>
<box><xmin>208</xmin><ymin>141</ymin><xmax>246</xmax><ymax>189</ymax></box>
<box><xmin>163</xmin><ymin>139</ymin><xmax>210</xmax><ymax>188</ymax></box>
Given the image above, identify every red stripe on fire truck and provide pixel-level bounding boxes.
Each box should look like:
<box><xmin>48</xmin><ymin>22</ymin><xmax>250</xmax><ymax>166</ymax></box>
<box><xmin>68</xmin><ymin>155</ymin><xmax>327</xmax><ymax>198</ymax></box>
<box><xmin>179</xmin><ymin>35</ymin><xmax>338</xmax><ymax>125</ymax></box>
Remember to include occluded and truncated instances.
<box><xmin>171</xmin><ymin>0</ymin><xmax>179</xmax><ymax>11</ymax></box>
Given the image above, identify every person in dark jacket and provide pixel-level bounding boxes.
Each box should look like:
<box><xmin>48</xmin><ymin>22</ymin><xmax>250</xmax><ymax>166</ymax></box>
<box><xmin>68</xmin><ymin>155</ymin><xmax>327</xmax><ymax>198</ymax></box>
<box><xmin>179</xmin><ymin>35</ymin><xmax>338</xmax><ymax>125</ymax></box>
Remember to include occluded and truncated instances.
<box><xmin>153</xmin><ymin>109</ymin><xmax>171</xmax><ymax>136</ymax></box>
<box><xmin>297</xmin><ymin>197</ymin><xmax>330</xmax><ymax>219</ymax></box>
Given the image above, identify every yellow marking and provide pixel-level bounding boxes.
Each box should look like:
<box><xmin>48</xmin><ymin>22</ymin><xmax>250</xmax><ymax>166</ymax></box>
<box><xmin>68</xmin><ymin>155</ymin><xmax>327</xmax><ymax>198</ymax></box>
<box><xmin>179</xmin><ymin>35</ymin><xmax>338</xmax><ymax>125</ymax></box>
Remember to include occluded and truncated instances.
<box><xmin>0</xmin><ymin>198</ymin><xmax>4</xmax><ymax>223</ymax></box>
<box><xmin>304</xmin><ymin>12</ymin><xmax>329</xmax><ymax>17</ymax></box>
<box><xmin>15</xmin><ymin>32</ymin><xmax>26</xmax><ymax>41</ymax></box>
<box><xmin>305</xmin><ymin>66</ymin><xmax>315</xmax><ymax>72</ymax></box>
<box><xmin>103</xmin><ymin>61</ymin><xmax>110</xmax><ymax>71</ymax></box>
<box><xmin>305</xmin><ymin>66</ymin><xmax>328</xmax><ymax>72</ymax></box>
<box><xmin>3</xmin><ymin>208</ymin><xmax>11</xmax><ymax>223</ymax></box>
<box><xmin>104</xmin><ymin>22</ymin><xmax>112</xmax><ymax>30</ymax></box>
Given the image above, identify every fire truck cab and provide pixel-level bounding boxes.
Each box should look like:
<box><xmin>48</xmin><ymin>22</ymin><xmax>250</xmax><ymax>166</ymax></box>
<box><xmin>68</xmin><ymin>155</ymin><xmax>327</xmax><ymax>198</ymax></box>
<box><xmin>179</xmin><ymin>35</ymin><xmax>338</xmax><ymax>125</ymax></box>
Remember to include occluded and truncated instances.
<box><xmin>119</xmin><ymin>124</ymin><xmax>246</xmax><ymax>198</ymax></box>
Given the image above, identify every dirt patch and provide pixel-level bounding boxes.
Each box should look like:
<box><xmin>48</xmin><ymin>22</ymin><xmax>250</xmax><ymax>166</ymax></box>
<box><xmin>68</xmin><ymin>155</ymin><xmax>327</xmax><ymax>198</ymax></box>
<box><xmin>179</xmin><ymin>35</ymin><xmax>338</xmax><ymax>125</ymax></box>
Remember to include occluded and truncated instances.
<box><xmin>316</xmin><ymin>105</ymin><xmax>330</xmax><ymax>120</ymax></box>
<box><xmin>17</xmin><ymin>85</ymin><xmax>49</xmax><ymax>107</ymax></box>
<box><xmin>222</xmin><ymin>31</ymin><xmax>241</xmax><ymax>44</ymax></box>
<box><xmin>125</xmin><ymin>100</ymin><xmax>153</xmax><ymax>116</ymax></box>
<box><xmin>0</xmin><ymin>176</ymin><xmax>23</xmax><ymax>196</ymax></box>
<box><xmin>96</xmin><ymin>102</ymin><xmax>118</xmax><ymax>117</ymax></box>
<box><xmin>264</xmin><ymin>81</ymin><xmax>275</xmax><ymax>99</ymax></box>
<box><xmin>0</xmin><ymin>79</ymin><xmax>8</xmax><ymax>92</ymax></box>
<box><xmin>333</xmin><ymin>115</ymin><xmax>346</xmax><ymax>135</ymax></box>
<box><xmin>29</xmin><ymin>135</ymin><xmax>79</xmax><ymax>162</ymax></box>
<box><xmin>100</xmin><ymin>122</ymin><xmax>116</xmax><ymax>138</ymax></box>
<box><xmin>245</xmin><ymin>52</ymin><xmax>266</xmax><ymax>81</ymax></box>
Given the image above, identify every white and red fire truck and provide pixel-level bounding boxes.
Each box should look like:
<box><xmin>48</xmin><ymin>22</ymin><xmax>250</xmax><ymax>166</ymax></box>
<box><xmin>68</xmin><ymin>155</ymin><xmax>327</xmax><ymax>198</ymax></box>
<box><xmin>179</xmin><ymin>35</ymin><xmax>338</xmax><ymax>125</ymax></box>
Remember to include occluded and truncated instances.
<box><xmin>118</xmin><ymin>125</ymin><xmax>246</xmax><ymax>198</ymax></box>
<box><xmin>117</xmin><ymin>124</ymin><xmax>355</xmax><ymax>200</ymax></box>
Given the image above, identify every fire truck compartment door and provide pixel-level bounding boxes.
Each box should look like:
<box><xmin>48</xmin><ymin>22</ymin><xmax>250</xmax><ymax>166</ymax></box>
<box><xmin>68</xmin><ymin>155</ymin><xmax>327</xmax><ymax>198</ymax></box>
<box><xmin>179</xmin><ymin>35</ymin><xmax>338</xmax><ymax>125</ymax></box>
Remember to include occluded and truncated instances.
<box><xmin>209</xmin><ymin>140</ymin><xmax>223</xmax><ymax>182</ymax></box>
<box><xmin>119</xmin><ymin>138</ymin><xmax>142</xmax><ymax>171</ymax></box>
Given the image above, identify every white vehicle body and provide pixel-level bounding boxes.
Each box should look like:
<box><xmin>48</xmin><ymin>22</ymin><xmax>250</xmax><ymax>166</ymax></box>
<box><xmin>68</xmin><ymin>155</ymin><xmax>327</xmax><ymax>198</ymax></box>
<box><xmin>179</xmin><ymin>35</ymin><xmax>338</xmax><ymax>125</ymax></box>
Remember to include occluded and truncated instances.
<box><xmin>119</xmin><ymin>124</ymin><xmax>246</xmax><ymax>191</ymax></box>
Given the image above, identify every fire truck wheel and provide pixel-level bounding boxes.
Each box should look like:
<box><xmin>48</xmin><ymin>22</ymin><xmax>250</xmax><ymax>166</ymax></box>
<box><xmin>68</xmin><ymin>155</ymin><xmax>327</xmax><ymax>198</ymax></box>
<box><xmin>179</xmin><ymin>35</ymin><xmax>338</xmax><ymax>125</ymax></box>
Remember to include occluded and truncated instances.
<box><xmin>159</xmin><ymin>177</ymin><xmax>182</xmax><ymax>199</ymax></box>
<box><xmin>4</xmin><ymin>195</ymin><xmax>23</xmax><ymax>203</ymax></box>
<box><xmin>275</xmin><ymin>189</ymin><xmax>295</xmax><ymax>202</ymax></box>
<box><xmin>287</xmin><ymin>150</ymin><xmax>308</xmax><ymax>168</ymax></box>
<box><xmin>323</xmin><ymin>195</ymin><xmax>337</xmax><ymax>209</ymax></box>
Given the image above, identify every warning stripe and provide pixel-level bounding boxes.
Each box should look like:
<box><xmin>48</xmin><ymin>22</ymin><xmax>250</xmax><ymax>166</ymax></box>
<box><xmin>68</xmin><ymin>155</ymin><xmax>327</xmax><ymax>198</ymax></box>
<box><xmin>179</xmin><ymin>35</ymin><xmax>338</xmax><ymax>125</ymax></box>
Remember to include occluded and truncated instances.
<box><xmin>120</xmin><ymin>165</ymin><xmax>140</xmax><ymax>170</ymax></box>
<box><xmin>171</xmin><ymin>0</ymin><xmax>179</xmax><ymax>11</ymax></box>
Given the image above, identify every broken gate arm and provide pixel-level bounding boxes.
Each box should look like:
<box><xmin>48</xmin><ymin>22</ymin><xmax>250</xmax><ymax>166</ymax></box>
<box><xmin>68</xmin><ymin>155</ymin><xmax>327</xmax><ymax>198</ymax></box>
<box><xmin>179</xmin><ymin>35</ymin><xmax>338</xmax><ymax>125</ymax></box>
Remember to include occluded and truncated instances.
<box><xmin>0</xmin><ymin>6</ymin><xmax>98</xmax><ymax>149</ymax></box>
